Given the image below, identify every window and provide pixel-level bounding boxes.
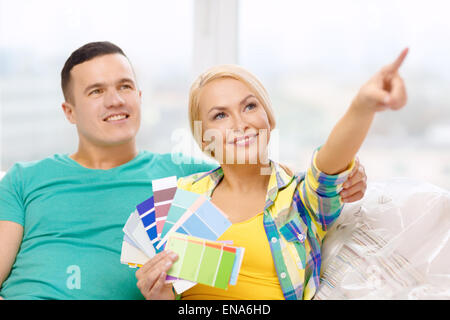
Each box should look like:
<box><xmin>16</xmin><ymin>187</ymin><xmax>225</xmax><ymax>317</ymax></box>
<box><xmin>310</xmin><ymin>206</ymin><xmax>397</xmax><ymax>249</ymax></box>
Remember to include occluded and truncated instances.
<box><xmin>0</xmin><ymin>0</ymin><xmax>194</xmax><ymax>167</ymax></box>
<box><xmin>1</xmin><ymin>0</ymin><xmax>449</xmax><ymax>190</ymax></box>
<box><xmin>239</xmin><ymin>0</ymin><xmax>450</xmax><ymax>189</ymax></box>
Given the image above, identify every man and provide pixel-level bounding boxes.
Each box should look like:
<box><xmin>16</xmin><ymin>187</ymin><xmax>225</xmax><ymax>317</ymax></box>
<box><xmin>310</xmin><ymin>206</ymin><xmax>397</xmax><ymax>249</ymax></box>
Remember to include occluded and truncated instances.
<box><xmin>0</xmin><ymin>42</ymin><xmax>367</xmax><ymax>300</ymax></box>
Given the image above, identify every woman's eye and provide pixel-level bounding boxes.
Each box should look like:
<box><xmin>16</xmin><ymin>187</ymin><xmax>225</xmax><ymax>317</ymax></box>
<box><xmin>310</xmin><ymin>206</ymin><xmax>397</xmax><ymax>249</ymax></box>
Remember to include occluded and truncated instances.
<box><xmin>214</xmin><ymin>112</ymin><xmax>226</xmax><ymax>120</ymax></box>
<box><xmin>245</xmin><ymin>103</ymin><xmax>256</xmax><ymax>111</ymax></box>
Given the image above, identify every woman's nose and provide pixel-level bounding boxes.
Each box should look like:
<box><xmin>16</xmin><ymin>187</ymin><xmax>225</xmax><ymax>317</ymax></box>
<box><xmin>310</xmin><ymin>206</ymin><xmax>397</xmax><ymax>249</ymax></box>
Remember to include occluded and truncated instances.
<box><xmin>231</xmin><ymin>114</ymin><xmax>249</xmax><ymax>133</ymax></box>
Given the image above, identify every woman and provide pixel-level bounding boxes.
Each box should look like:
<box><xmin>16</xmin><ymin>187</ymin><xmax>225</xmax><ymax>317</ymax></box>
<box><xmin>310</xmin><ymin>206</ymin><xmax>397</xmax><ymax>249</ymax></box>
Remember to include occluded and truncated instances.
<box><xmin>136</xmin><ymin>48</ymin><xmax>408</xmax><ymax>300</ymax></box>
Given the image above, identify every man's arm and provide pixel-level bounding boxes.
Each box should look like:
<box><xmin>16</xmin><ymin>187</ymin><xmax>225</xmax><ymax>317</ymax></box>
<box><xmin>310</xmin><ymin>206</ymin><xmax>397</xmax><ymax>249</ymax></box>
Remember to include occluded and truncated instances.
<box><xmin>0</xmin><ymin>221</ymin><xmax>23</xmax><ymax>290</ymax></box>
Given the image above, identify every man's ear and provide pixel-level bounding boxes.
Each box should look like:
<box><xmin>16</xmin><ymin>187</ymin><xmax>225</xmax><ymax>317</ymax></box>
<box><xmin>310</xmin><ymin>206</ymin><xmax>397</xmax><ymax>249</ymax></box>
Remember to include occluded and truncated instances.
<box><xmin>61</xmin><ymin>102</ymin><xmax>76</xmax><ymax>124</ymax></box>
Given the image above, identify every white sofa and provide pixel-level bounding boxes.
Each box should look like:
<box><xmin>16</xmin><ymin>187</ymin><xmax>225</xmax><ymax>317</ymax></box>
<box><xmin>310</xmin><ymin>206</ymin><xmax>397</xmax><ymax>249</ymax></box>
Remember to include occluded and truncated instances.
<box><xmin>315</xmin><ymin>178</ymin><xmax>450</xmax><ymax>300</ymax></box>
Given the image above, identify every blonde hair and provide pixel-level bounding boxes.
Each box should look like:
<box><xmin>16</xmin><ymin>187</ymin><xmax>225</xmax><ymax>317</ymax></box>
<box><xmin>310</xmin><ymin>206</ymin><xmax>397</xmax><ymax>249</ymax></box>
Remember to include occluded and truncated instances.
<box><xmin>188</xmin><ymin>64</ymin><xmax>276</xmax><ymax>138</ymax></box>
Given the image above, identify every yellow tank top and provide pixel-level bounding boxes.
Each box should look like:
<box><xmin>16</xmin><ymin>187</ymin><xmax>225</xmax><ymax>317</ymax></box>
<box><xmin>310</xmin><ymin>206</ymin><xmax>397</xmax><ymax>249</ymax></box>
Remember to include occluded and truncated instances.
<box><xmin>181</xmin><ymin>212</ymin><xmax>285</xmax><ymax>300</ymax></box>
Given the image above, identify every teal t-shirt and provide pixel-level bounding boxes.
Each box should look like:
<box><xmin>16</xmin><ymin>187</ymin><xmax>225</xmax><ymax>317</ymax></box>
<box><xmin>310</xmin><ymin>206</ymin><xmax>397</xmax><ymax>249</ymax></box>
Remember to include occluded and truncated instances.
<box><xmin>0</xmin><ymin>151</ymin><xmax>216</xmax><ymax>300</ymax></box>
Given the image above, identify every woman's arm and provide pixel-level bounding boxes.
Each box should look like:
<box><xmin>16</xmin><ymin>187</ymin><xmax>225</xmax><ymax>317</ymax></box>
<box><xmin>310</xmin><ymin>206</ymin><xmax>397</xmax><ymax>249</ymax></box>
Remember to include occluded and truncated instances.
<box><xmin>316</xmin><ymin>48</ymin><xmax>409</xmax><ymax>175</ymax></box>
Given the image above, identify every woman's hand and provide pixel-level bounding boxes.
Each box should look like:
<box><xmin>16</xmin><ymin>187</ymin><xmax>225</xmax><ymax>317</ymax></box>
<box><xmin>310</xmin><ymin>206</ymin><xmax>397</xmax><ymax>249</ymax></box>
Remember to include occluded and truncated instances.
<box><xmin>316</xmin><ymin>48</ymin><xmax>409</xmax><ymax>175</ymax></box>
<box><xmin>353</xmin><ymin>48</ymin><xmax>409</xmax><ymax>113</ymax></box>
<box><xmin>341</xmin><ymin>157</ymin><xmax>367</xmax><ymax>203</ymax></box>
<box><xmin>135</xmin><ymin>250</ymin><xmax>178</xmax><ymax>300</ymax></box>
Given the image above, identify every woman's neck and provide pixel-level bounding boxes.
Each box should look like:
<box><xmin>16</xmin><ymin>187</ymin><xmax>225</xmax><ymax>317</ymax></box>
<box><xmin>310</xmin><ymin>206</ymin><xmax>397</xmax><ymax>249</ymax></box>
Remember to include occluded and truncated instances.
<box><xmin>219</xmin><ymin>162</ymin><xmax>271</xmax><ymax>193</ymax></box>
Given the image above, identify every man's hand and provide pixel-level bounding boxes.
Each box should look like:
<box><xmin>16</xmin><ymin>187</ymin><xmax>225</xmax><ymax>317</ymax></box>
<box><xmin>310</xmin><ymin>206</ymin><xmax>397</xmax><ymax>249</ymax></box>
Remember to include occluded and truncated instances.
<box><xmin>353</xmin><ymin>48</ymin><xmax>408</xmax><ymax>113</ymax></box>
<box><xmin>135</xmin><ymin>250</ymin><xmax>178</xmax><ymax>300</ymax></box>
<box><xmin>341</xmin><ymin>157</ymin><xmax>367</xmax><ymax>203</ymax></box>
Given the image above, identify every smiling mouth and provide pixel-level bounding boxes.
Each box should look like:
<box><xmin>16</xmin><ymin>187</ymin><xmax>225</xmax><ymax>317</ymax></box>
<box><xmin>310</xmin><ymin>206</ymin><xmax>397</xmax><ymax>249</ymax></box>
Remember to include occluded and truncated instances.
<box><xmin>103</xmin><ymin>113</ymin><xmax>130</xmax><ymax>122</ymax></box>
<box><xmin>229</xmin><ymin>133</ymin><xmax>258</xmax><ymax>146</ymax></box>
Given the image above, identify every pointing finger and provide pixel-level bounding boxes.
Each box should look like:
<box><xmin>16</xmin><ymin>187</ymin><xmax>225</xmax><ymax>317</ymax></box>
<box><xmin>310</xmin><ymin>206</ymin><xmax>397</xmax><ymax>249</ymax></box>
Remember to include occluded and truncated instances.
<box><xmin>383</xmin><ymin>47</ymin><xmax>409</xmax><ymax>75</ymax></box>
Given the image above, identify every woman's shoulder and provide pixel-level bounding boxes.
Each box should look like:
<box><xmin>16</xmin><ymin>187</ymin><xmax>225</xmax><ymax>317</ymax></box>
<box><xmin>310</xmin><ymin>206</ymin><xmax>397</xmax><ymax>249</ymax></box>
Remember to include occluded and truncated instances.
<box><xmin>177</xmin><ymin>166</ymin><xmax>222</xmax><ymax>191</ymax></box>
<box><xmin>177</xmin><ymin>172</ymin><xmax>204</xmax><ymax>189</ymax></box>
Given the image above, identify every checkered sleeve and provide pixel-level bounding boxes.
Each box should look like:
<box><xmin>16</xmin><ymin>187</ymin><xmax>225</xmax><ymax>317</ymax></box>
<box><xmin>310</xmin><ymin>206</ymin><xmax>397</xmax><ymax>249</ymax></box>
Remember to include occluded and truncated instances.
<box><xmin>297</xmin><ymin>148</ymin><xmax>355</xmax><ymax>239</ymax></box>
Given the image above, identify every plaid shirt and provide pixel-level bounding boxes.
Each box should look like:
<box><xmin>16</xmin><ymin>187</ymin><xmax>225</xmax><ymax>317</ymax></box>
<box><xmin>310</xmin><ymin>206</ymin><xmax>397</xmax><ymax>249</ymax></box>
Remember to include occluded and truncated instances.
<box><xmin>177</xmin><ymin>150</ymin><xmax>354</xmax><ymax>300</ymax></box>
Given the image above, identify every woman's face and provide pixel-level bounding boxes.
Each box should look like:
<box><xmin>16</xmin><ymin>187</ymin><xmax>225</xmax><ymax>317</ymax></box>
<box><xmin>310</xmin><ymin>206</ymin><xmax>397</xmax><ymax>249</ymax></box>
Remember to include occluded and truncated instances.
<box><xmin>197</xmin><ymin>77</ymin><xmax>271</xmax><ymax>165</ymax></box>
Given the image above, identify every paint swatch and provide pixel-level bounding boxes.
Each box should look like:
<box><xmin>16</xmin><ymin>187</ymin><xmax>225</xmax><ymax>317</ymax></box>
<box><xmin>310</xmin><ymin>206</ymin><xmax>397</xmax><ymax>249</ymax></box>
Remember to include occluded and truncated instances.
<box><xmin>159</xmin><ymin>189</ymin><xmax>203</xmax><ymax>242</ymax></box>
<box><xmin>152</xmin><ymin>176</ymin><xmax>178</xmax><ymax>237</ymax></box>
<box><xmin>122</xmin><ymin>211</ymin><xmax>156</xmax><ymax>258</ymax></box>
<box><xmin>157</xmin><ymin>195</ymin><xmax>232</xmax><ymax>250</ymax></box>
<box><xmin>120</xmin><ymin>235</ymin><xmax>150</xmax><ymax>268</ymax></box>
<box><xmin>165</xmin><ymin>233</ymin><xmax>239</xmax><ymax>290</ymax></box>
<box><xmin>121</xmin><ymin>176</ymin><xmax>245</xmax><ymax>292</ymax></box>
<box><xmin>136</xmin><ymin>196</ymin><xmax>159</xmax><ymax>248</ymax></box>
<box><xmin>229</xmin><ymin>247</ymin><xmax>245</xmax><ymax>285</ymax></box>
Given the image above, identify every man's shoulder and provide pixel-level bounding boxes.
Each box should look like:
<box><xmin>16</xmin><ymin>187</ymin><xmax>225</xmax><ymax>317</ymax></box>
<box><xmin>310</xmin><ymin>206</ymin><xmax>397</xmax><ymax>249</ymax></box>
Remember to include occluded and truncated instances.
<box><xmin>3</xmin><ymin>154</ymin><xmax>67</xmax><ymax>178</ymax></box>
<box><xmin>139</xmin><ymin>151</ymin><xmax>217</xmax><ymax>177</ymax></box>
<box><xmin>0</xmin><ymin>155</ymin><xmax>69</xmax><ymax>201</ymax></box>
<box><xmin>141</xmin><ymin>151</ymin><xmax>204</xmax><ymax>164</ymax></box>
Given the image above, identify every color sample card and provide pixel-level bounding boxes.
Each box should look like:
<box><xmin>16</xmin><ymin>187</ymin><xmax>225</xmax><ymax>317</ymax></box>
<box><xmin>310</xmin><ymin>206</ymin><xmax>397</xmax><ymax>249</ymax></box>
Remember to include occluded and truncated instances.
<box><xmin>157</xmin><ymin>196</ymin><xmax>232</xmax><ymax>250</ymax></box>
<box><xmin>229</xmin><ymin>247</ymin><xmax>245</xmax><ymax>286</ymax></box>
<box><xmin>152</xmin><ymin>176</ymin><xmax>178</xmax><ymax>237</ymax></box>
<box><xmin>166</xmin><ymin>233</ymin><xmax>238</xmax><ymax>290</ymax></box>
<box><xmin>123</xmin><ymin>211</ymin><xmax>156</xmax><ymax>258</ymax></box>
<box><xmin>158</xmin><ymin>189</ymin><xmax>203</xmax><ymax>244</ymax></box>
<box><xmin>120</xmin><ymin>235</ymin><xmax>150</xmax><ymax>268</ymax></box>
<box><xmin>172</xmin><ymin>279</ymin><xmax>197</xmax><ymax>294</ymax></box>
<box><xmin>136</xmin><ymin>196</ymin><xmax>159</xmax><ymax>248</ymax></box>
<box><xmin>179</xmin><ymin>199</ymin><xmax>232</xmax><ymax>240</ymax></box>
<box><xmin>156</xmin><ymin>195</ymin><xmax>205</xmax><ymax>250</ymax></box>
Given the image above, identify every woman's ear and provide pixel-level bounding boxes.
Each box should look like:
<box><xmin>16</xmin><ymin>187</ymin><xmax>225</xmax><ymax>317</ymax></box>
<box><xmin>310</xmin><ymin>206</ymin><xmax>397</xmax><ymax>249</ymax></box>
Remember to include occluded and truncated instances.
<box><xmin>61</xmin><ymin>102</ymin><xmax>76</xmax><ymax>124</ymax></box>
<box><xmin>202</xmin><ymin>131</ymin><xmax>221</xmax><ymax>160</ymax></box>
<box><xmin>202</xmin><ymin>138</ymin><xmax>216</xmax><ymax>157</ymax></box>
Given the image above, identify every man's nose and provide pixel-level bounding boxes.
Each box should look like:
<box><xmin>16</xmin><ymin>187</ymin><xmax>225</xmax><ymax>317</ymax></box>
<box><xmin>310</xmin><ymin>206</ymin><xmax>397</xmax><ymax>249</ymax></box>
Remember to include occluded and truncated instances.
<box><xmin>104</xmin><ymin>88</ymin><xmax>125</xmax><ymax>108</ymax></box>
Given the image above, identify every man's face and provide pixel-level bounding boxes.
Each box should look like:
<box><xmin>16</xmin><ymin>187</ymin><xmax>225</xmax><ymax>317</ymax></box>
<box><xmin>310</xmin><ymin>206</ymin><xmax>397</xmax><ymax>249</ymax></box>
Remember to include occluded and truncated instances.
<box><xmin>63</xmin><ymin>54</ymin><xmax>142</xmax><ymax>148</ymax></box>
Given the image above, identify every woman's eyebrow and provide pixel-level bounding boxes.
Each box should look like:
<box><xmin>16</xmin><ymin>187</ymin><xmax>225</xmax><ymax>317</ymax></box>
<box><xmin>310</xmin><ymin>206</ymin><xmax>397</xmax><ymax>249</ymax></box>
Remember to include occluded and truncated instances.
<box><xmin>208</xmin><ymin>106</ymin><xmax>227</xmax><ymax>115</ymax></box>
<box><xmin>239</xmin><ymin>94</ymin><xmax>256</xmax><ymax>105</ymax></box>
<box><xmin>208</xmin><ymin>94</ymin><xmax>256</xmax><ymax>114</ymax></box>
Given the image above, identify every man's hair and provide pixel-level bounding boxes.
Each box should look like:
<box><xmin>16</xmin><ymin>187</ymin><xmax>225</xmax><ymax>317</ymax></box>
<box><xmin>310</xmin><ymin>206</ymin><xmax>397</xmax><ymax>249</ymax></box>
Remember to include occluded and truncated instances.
<box><xmin>61</xmin><ymin>41</ymin><xmax>127</xmax><ymax>102</ymax></box>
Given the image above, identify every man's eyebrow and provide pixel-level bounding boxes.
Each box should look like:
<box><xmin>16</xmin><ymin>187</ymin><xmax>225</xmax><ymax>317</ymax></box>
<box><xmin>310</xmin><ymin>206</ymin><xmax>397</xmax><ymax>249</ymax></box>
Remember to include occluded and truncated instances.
<box><xmin>117</xmin><ymin>77</ymin><xmax>136</xmax><ymax>85</ymax></box>
<box><xmin>208</xmin><ymin>94</ymin><xmax>256</xmax><ymax>114</ymax></box>
<box><xmin>84</xmin><ymin>82</ymin><xmax>105</xmax><ymax>95</ymax></box>
<box><xmin>84</xmin><ymin>78</ymin><xmax>136</xmax><ymax>94</ymax></box>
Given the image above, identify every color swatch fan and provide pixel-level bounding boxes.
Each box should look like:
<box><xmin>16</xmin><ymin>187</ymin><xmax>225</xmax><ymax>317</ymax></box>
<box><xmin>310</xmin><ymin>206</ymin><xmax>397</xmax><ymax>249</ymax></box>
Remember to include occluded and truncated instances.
<box><xmin>120</xmin><ymin>175</ymin><xmax>245</xmax><ymax>294</ymax></box>
<box><xmin>156</xmin><ymin>189</ymin><xmax>232</xmax><ymax>250</ymax></box>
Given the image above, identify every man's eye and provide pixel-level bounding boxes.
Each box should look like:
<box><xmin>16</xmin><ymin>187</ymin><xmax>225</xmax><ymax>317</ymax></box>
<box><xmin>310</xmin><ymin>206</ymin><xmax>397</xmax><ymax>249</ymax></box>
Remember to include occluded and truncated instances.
<box><xmin>89</xmin><ymin>89</ymin><xmax>102</xmax><ymax>95</ymax></box>
<box><xmin>120</xmin><ymin>84</ymin><xmax>132</xmax><ymax>90</ymax></box>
